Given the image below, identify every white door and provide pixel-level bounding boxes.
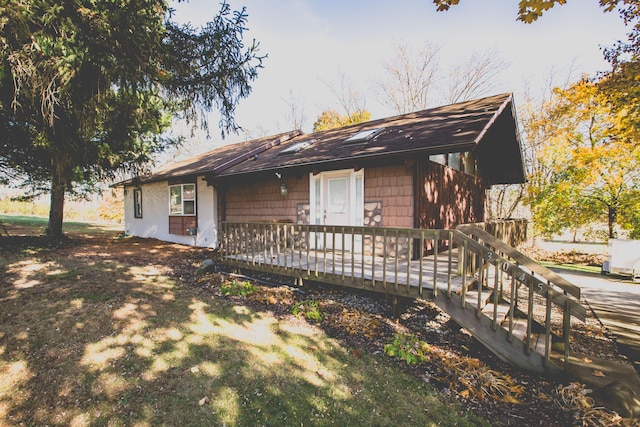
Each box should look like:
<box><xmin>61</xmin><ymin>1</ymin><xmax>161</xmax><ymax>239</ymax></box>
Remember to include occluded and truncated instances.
<box><xmin>310</xmin><ymin>169</ymin><xmax>364</xmax><ymax>251</ymax></box>
<box><xmin>324</xmin><ymin>175</ymin><xmax>349</xmax><ymax>226</ymax></box>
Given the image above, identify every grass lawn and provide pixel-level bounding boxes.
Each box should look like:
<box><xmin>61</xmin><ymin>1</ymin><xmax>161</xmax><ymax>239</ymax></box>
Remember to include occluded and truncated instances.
<box><xmin>537</xmin><ymin>260</ymin><xmax>602</xmax><ymax>275</ymax></box>
<box><xmin>0</xmin><ymin>216</ymin><xmax>489</xmax><ymax>426</ymax></box>
<box><xmin>0</xmin><ymin>214</ymin><xmax>122</xmax><ymax>236</ymax></box>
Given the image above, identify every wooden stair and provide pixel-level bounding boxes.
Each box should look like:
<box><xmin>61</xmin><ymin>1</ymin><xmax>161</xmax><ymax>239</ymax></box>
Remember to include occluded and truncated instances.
<box><xmin>430</xmin><ymin>254</ymin><xmax>571</xmax><ymax>374</ymax></box>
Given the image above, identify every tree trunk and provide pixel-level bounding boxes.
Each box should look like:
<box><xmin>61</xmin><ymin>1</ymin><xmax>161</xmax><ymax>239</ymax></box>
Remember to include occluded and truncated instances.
<box><xmin>608</xmin><ymin>206</ymin><xmax>617</xmax><ymax>239</ymax></box>
<box><xmin>45</xmin><ymin>153</ymin><xmax>67</xmax><ymax>240</ymax></box>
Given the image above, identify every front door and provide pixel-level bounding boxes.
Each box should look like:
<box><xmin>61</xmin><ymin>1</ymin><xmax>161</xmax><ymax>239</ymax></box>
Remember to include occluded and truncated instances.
<box><xmin>310</xmin><ymin>169</ymin><xmax>364</xmax><ymax>251</ymax></box>
<box><xmin>324</xmin><ymin>174</ymin><xmax>349</xmax><ymax>226</ymax></box>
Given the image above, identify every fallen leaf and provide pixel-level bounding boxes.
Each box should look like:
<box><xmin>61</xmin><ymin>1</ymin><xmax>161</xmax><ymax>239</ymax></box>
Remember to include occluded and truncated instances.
<box><xmin>537</xmin><ymin>392</ymin><xmax>552</xmax><ymax>402</ymax></box>
<box><xmin>592</xmin><ymin>370</ymin><xmax>606</xmax><ymax>377</ymax></box>
<box><xmin>582</xmin><ymin>357</ymin><xmax>593</xmax><ymax>363</ymax></box>
<box><xmin>501</xmin><ymin>394</ymin><xmax>521</xmax><ymax>404</ymax></box>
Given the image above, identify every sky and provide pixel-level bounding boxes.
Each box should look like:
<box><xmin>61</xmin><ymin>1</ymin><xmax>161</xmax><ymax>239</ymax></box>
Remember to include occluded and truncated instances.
<box><xmin>170</xmin><ymin>0</ymin><xmax>630</xmax><ymax>155</ymax></box>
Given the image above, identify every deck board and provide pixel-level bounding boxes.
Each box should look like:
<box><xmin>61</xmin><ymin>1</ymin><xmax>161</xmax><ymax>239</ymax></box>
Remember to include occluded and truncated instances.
<box><xmin>225</xmin><ymin>249</ymin><xmax>466</xmax><ymax>295</ymax></box>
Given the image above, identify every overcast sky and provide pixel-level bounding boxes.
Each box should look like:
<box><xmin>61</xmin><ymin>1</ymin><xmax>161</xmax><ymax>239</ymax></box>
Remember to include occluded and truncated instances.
<box><xmin>171</xmin><ymin>0</ymin><xmax>629</xmax><ymax>152</ymax></box>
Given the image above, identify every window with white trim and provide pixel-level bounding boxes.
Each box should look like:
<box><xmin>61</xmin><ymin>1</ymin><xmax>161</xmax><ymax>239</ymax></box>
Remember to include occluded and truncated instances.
<box><xmin>133</xmin><ymin>188</ymin><xmax>143</xmax><ymax>218</ymax></box>
<box><xmin>169</xmin><ymin>183</ymin><xmax>196</xmax><ymax>215</ymax></box>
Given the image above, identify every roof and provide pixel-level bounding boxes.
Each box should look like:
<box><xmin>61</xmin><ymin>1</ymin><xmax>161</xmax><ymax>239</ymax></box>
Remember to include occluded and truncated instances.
<box><xmin>119</xmin><ymin>93</ymin><xmax>525</xmax><ymax>187</ymax></box>
<box><xmin>115</xmin><ymin>131</ymin><xmax>302</xmax><ymax>186</ymax></box>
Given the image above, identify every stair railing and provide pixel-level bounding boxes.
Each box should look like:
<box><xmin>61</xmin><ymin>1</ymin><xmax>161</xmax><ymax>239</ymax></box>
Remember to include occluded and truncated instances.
<box><xmin>451</xmin><ymin>226</ymin><xmax>586</xmax><ymax>369</ymax></box>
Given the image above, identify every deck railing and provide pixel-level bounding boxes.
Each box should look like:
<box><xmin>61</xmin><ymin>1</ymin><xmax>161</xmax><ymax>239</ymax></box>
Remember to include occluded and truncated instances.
<box><xmin>220</xmin><ymin>222</ymin><xmax>586</xmax><ymax>372</ymax></box>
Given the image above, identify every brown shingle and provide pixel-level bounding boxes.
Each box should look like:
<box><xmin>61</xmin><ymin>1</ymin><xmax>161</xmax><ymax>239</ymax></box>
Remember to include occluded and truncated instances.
<box><xmin>118</xmin><ymin>93</ymin><xmax>524</xmax><ymax>187</ymax></box>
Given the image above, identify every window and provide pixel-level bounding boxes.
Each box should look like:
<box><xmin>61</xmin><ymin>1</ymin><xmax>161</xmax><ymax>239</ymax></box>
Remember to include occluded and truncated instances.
<box><xmin>133</xmin><ymin>188</ymin><xmax>143</xmax><ymax>218</ymax></box>
<box><xmin>279</xmin><ymin>139</ymin><xmax>315</xmax><ymax>155</ymax></box>
<box><xmin>448</xmin><ymin>152</ymin><xmax>461</xmax><ymax>171</ymax></box>
<box><xmin>169</xmin><ymin>183</ymin><xmax>196</xmax><ymax>215</ymax></box>
<box><xmin>429</xmin><ymin>154</ymin><xmax>446</xmax><ymax>166</ymax></box>
<box><xmin>343</xmin><ymin>128</ymin><xmax>385</xmax><ymax>144</ymax></box>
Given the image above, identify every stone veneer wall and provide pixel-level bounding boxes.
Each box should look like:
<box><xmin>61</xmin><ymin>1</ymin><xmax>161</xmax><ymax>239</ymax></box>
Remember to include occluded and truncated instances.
<box><xmin>363</xmin><ymin>165</ymin><xmax>414</xmax><ymax>259</ymax></box>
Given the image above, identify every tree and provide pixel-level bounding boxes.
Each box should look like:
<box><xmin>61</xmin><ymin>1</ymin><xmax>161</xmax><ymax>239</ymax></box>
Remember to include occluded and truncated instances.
<box><xmin>445</xmin><ymin>49</ymin><xmax>509</xmax><ymax>104</ymax></box>
<box><xmin>280</xmin><ymin>89</ymin><xmax>307</xmax><ymax>131</ymax></box>
<box><xmin>312</xmin><ymin>109</ymin><xmax>371</xmax><ymax>132</ymax></box>
<box><xmin>375</xmin><ymin>42</ymin><xmax>441</xmax><ymax>114</ymax></box>
<box><xmin>323</xmin><ymin>70</ymin><xmax>368</xmax><ymax>119</ymax></box>
<box><xmin>0</xmin><ymin>0</ymin><xmax>263</xmax><ymax>239</ymax></box>
<box><xmin>600</xmin><ymin>2</ymin><xmax>640</xmax><ymax>145</ymax></box>
<box><xmin>375</xmin><ymin>43</ymin><xmax>508</xmax><ymax>115</ymax></box>
<box><xmin>433</xmin><ymin>0</ymin><xmax>626</xmax><ymax>23</ymax></box>
<box><xmin>525</xmin><ymin>78</ymin><xmax>640</xmax><ymax>238</ymax></box>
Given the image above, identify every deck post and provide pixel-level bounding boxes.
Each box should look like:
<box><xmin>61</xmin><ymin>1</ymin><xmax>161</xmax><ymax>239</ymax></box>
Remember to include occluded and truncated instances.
<box><xmin>492</xmin><ymin>263</ymin><xmax>500</xmax><ymax>331</ymax></box>
<box><xmin>563</xmin><ymin>299</ymin><xmax>571</xmax><ymax>372</ymax></box>
<box><xmin>508</xmin><ymin>275</ymin><xmax>516</xmax><ymax>342</ymax></box>
<box><xmin>341</xmin><ymin>226</ymin><xmax>346</xmax><ymax>281</ymax></box>
<box><xmin>447</xmin><ymin>230</ymin><xmax>453</xmax><ymax>297</ymax></box>
<box><xmin>383</xmin><ymin>229</ymin><xmax>388</xmax><ymax>288</ymax></box>
<box><xmin>460</xmin><ymin>240</ymin><xmax>468</xmax><ymax>308</ymax></box>
<box><xmin>477</xmin><ymin>257</ymin><xmax>484</xmax><ymax>319</ymax></box>
<box><xmin>360</xmin><ymin>227</ymin><xmax>365</xmax><ymax>287</ymax></box>
<box><xmin>544</xmin><ymin>289</ymin><xmax>553</xmax><ymax>367</ymax></box>
<box><xmin>419</xmin><ymin>231</ymin><xmax>425</xmax><ymax>297</ymax></box>
<box><xmin>394</xmin><ymin>229</ymin><xmax>399</xmax><ymax>291</ymax></box>
<box><xmin>431</xmin><ymin>232</ymin><xmax>437</xmax><ymax>298</ymax></box>
<box><xmin>526</xmin><ymin>278</ymin><xmax>534</xmax><ymax>355</ymax></box>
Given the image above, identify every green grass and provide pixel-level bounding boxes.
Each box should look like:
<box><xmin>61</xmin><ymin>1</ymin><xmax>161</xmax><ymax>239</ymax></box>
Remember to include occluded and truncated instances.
<box><xmin>537</xmin><ymin>260</ymin><xmax>602</xmax><ymax>274</ymax></box>
<box><xmin>0</xmin><ymin>213</ymin><xmax>122</xmax><ymax>235</ymax></box>
<box><xmin>0</xmin><ymin>220</ymin><xmax>490</xmax><ymax>426</ymax></box>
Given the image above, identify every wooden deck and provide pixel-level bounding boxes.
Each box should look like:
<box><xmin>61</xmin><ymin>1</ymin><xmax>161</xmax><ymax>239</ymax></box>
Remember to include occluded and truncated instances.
<box><xmin>226</xmin><ymin>248</ymin><xmax>467</xmax><ymax>298</ymax></box>
<box><xmin>220</xmin><ymin>222</ymin><xmax>587</xmax><ymax>374</ymax></box>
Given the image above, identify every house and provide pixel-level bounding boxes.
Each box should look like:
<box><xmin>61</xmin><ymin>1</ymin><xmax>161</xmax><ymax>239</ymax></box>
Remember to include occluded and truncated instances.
<box><xmin>116</xmin><ymin>93</ymin><xmax>525</xmax><ymax>249</ymax></box>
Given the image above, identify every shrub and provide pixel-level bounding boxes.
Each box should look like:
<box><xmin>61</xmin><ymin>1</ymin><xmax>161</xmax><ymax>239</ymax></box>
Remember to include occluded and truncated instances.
<box><xmin>291</xmin><ymin>299</ymin><xmax>323</xmax><ymax>322</ymax></box>
<box><xmin>384</xmin><ymin>333</ymin><xmax>430</xmax><ymax>365</ymax></box>
<box><xmin>220</xmin><ymin>280</ymin><xmax>257</xmax><ymax>297</ymax></box>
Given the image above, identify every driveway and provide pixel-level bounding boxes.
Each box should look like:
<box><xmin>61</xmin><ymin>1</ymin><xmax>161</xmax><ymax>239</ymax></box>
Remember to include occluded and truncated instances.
<box><xmin>554</xmin><ymin>268</ymin><xmax>640</xmax><ymax>371</ymax></box>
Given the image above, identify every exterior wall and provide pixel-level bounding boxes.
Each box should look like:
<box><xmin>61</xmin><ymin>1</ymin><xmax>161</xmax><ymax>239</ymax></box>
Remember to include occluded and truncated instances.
<box><xmin>224</xmin><ymin>174</ymin><xmax>310</xmax><ymax>223</ymax></box>
<box><xmin>124</xmin><ymin>177</ymin><xmax>218</xmax><ymax>247</ymax></box>
<box><xmin>364</xmin><ymin>165</ymin><xmax>414</xmax><ymax>228</ymax></box>
<box><xmin>415</xmin><ymin>159</ymin><xmax>487</xmax><ymax>230</ymax></box>
<box><xmin>223</xmin><ymin>166</ymin><xmax>414</xmax><ymax>228</ymax></box>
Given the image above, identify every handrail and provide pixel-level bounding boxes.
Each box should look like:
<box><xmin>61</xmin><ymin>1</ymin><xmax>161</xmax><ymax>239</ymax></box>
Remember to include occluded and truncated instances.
<box><xmin>456</xmin><ymin>225</ymin><xmax>581</xmax><ymax>300</ymax></box>
<box><xmin>451</xmin><ymin>229</ymin><xmax>586</xmax><ymax>321</ymax></box>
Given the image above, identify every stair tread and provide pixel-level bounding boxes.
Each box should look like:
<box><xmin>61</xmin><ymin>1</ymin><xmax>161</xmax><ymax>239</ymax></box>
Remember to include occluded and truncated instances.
<box><xmin>481</xmin><ymin>302</ymin><xmax>511</xmax><ymax>321</ymax></box>
<box><xmin>504</xmin><ymin>317</ymin><xmax>549</xmax><ymax>355</ymax></box>
<box><xmin>462</xmin><ymin>290</ymin><xmax>493</xmax><ymax>307</ymax></box>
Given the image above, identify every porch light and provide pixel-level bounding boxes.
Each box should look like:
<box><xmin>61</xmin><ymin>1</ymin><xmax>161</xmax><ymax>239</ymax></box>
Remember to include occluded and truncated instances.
<box><xmin>280</xmin><ymin>182</ymin><xmax>288</xmax><ymax>196</ymax></box>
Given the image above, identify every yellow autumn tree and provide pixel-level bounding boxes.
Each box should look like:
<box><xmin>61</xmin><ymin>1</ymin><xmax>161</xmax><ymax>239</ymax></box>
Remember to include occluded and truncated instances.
<box><xmin>313</xmin><ymin>109</ymin><xmax>371</xmax><ymax>132</ymax></box>
<box><xmin>526</xmin><ymin>78</ymin><xmax>640</xmax><ymax>239</ymax></box>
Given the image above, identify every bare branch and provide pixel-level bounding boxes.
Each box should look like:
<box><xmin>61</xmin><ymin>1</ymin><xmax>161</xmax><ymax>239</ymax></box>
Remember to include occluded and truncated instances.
<box><xmin>445</xmin><ymin>48</ymin><xmax>509</xmax><ymax>104</ymax></box>
<box><xmin>375</xmin><ymin>42</ymin><xmax>441</xmax><ymax>114</ymax></box>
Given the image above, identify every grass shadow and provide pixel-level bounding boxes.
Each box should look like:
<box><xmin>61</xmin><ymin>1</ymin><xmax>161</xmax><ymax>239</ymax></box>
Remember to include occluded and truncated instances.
<box><xmin>0</xmin><ymin>225</ymin><xmax>489</xmax><ymax>426</ymax></box>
